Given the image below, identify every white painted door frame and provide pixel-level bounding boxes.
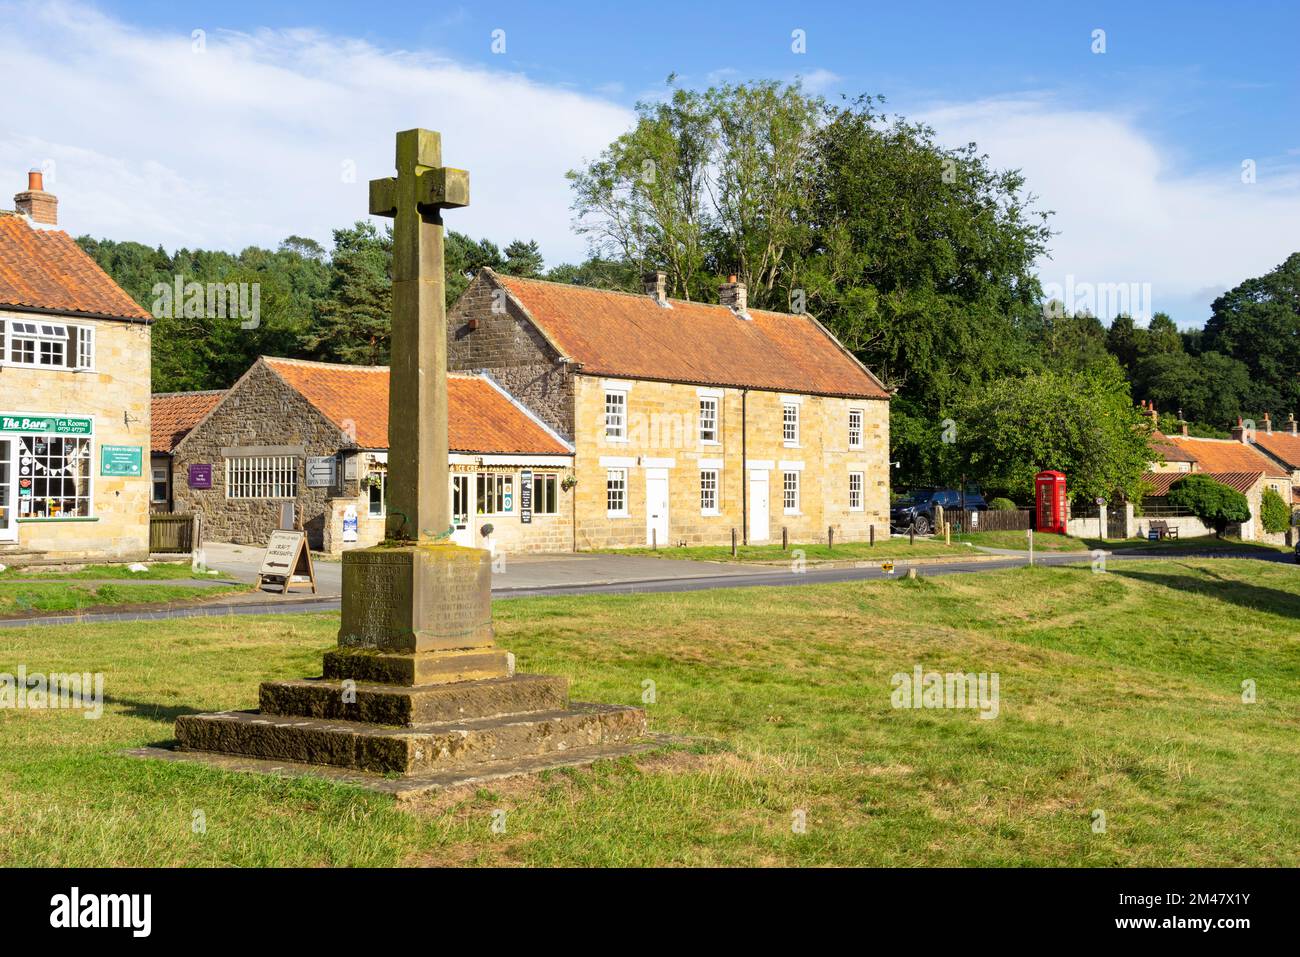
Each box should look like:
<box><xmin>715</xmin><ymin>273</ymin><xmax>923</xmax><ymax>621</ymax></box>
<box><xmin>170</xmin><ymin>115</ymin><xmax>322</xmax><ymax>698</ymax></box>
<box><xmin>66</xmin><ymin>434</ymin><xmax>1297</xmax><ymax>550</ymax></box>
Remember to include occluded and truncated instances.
<box><xmin>450</xmin><ymin>474</ymin><xmax>473</xmax><ymax>548</ymax></box>
<box><xmin>645</xmin><ymin>467</ymin><xmax>670</xmax><ymax>547</ymax></box>
<box><xmin>748</xmin><ymin>469</ymin><xmax>770</xmax><ymax>544</ymax></box>
<box><xmin>0</xmin><ymin>438</ymin><xmax>16</xmax><ymax>542</ymax></box>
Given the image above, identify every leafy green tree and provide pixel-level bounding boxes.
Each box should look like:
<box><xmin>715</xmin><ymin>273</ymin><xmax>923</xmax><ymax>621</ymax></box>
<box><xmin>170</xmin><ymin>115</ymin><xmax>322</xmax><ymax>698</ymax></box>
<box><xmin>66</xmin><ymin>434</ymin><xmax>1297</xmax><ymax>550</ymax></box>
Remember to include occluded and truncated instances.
<box><xmin>305</xmin><ymin>221</ymin><xmax>392</xmax><ymax>366</ymax></box>
<box><xmin>1166</xmin><ymin>475</ymin><xmax>1252</xmax><ymax>537</ymax></box>
<box><xmin>545</xmin><ymin>256</ymin><xmax>641</xmax><ymax>291</ymax></box>
<box><xmin>503</xmin><ymin>239</ymin><xmax>545</xmax><ymax>278</ymax></box>
<box><xmin>1260</xmin><ymin>487</ymin><xmax>1291</xmax><ymax>534</ymax></box>
<box><xmin>950</xmin><ymin>362</ymin><xmax>1152</xmax><ymax>503</ymax></box>
<box><xmin>1203</xmin><ymin>252</ymin><xmax>1300</xmax><ymax>413</ymax></box>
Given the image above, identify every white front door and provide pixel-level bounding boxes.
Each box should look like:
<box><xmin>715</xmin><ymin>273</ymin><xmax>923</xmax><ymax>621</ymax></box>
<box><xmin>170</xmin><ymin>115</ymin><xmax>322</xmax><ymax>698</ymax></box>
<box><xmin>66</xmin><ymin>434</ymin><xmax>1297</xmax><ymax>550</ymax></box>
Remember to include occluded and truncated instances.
<box><xmin>0</xmin><ymin>439</ymin><xmax>15</xmax><ymax>542</ymax></box>
<box><xmin>645</xmin><ymin>469</ymin><xmax>670</xmax><ymax>547</ymax></box>
<box><xmin>748</xmin><ymin>470</ymin><xmax>770</xmax><ymax>543</ymax></box>
<box><xmin>450</xmin><ymin>474</ymin><xmax>473</xmax><ymax>547</ymax></box>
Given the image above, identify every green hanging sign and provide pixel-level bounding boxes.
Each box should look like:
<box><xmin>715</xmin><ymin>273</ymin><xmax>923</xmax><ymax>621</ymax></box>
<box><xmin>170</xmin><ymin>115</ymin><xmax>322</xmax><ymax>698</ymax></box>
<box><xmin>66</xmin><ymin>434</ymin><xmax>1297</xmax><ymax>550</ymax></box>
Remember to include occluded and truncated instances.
<box><xmin>100</xmin><ymin>445</ymin><xmax>142</xmax><ymax>476</ymax></box>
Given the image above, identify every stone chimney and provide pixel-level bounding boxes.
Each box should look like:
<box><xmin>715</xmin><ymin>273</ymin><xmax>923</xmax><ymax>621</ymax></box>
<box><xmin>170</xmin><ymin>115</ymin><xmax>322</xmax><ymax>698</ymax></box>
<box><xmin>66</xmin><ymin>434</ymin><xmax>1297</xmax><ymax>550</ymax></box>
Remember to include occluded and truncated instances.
<box><xmin>1263</xmin><ymin>411</ymin><xmax>1273</xmax><ymax>433</ymax></box>
<box><xmin>1230</xmin><ymin>417</ymin><xmax>1250</xmax><ymax>444</ymax></box>
<box><xmin>718</xmin><ymin>274</ymin><xmax>748</xmax><ymax>317</ymax></box>
<box><xmin>1177</xmin><ymin>409</ymin><xmax>1189</xmax><ymax>437</ymax></box>
<box><xmin>642</xmin><ymin>270</ymin><xmax>670</xmax><ymax>308</ymax></box>
<box><xmin>14</xmin><ymin>169</ymin><xmax>57</xmax><ymax>226</ymax></box>
<box><xmin>1140</xmin><ymin>399</ymin><xmax>1159</xmax><ymax>427</ymax></box>
<box><xmin>1287</xmin><ymin>413</ymin><xmax>1298</xmax><ymax>435</ymax></box>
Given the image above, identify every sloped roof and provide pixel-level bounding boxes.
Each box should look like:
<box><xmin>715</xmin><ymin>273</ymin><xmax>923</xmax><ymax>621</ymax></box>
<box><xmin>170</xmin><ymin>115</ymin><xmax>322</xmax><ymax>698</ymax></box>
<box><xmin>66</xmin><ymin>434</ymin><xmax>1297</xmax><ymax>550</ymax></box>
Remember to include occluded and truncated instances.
<box><xmin>261</xmin><ymin>357</ymin><xmax>570</xmax><ymax>455</ymax></box>
<box><xmin>1164</xmin><ymin>434</ymin><xmax>1288</xmax><ymax>477</ymax></box>
<box><xmin>1252</xmin><ymin>430</ymin><xmax>1300</xmax><ymax>470</ymax></box>
<box><xmin>1149</xmin><ymin>430</ymin><xmax>1197</xmax><ymax>463</ymax></box>
<box><xmin>0</xmin><ymin>215</ymin><xmax>151</xmax><ymax>321</ymax></box>
<box><xmin>492</xmin><ymin>271</ymin><xmax>890</xmax><ymax>399</ymax></box>
<box><xmin>151</xmin><ymin>390</ymin><xmax>226</xmax><ymax>453</ymax></box>
<box><xmin>1142</xmin><ymin>470</ymin><xmax>1265</xmax><ymax>497</ymax></box>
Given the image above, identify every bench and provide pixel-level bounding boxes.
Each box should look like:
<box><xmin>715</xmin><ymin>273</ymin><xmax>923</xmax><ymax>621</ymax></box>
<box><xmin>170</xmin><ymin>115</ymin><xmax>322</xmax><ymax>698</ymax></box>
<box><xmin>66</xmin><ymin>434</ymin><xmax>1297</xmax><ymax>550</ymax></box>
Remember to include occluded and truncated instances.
<box><xmin>1148</xmin><ymin>519</ymin><xmax>1179</xmax><ymax>541</ymax></box>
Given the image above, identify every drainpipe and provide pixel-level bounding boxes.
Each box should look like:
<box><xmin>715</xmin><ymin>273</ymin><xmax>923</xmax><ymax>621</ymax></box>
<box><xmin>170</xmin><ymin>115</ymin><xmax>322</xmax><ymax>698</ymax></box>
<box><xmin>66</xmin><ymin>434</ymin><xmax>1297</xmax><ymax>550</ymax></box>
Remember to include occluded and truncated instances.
<box><xmin>741</xmin><ymin>388</ymin><xmax>749</xmax><ymax>545</ymax></box>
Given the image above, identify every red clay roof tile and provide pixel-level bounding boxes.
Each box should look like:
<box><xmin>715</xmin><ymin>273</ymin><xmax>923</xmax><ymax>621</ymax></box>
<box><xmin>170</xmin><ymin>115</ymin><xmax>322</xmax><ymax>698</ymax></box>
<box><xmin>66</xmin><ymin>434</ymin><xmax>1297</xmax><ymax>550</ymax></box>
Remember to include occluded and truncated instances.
<box><xmin>1142</xmin><ymin>470</ymin><xmax>1265</xmax><ymax>496</ymax></box>
<box><xmin>151</xmin><ymin>390</ymin><xmax>226</xmax><ymax>453</ymax></box>
<box><xmin>494</xmin><ymin>271</ymin><xmax>889</xmax><ymax>399</ymax></box>
<box><xmin>0</xmin><ymin>216</ymin><xmax>151</xmax><ymax>320</ymax></box>
<box><xmin>1251</xmin><ymin>431</ymin><xmax>1300</xmax><ymax>470</ymax></box>
<box><xmin>261</xmin><ymin>357</ymin><xmax>569</xmax><ymax>455</ymax></box>
<box><xmin>1164</xmin><ymin>435</ymin><xmax>1288</xmax><ymax>477</ymax></box>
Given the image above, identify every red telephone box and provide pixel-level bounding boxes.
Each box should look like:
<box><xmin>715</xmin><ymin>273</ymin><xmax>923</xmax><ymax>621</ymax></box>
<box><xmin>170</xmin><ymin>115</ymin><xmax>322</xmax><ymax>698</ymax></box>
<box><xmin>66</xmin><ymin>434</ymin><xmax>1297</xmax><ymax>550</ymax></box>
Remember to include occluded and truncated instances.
<box><xmin>1035</xmin><ymin>470</ymin><xmax>1067</xmax><ymax>535</ymax></box>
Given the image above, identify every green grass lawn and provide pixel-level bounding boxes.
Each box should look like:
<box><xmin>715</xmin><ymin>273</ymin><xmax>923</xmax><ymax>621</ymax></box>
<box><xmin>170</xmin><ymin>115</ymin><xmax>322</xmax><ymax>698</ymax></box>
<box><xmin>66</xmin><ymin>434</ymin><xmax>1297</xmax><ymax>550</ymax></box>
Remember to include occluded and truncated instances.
<box><xmin>0</xmin><ymin>581</ymin><xmax>248</xmax><ymax>613</ymax></box>
<box><xmin>592</xmin><ymin>537</ymin><xmax>969</xmax><ymax>563</ymax></box>
<box><xmin>0</xmin><ymin>561</ymin><xmax>210</xmax><ymax>581</ymax></box>
<box><xmin>956</xmin><ymin>530</ymin><xmax>1291</xmax><ymax>556</ymax></box>
<box><xmin>0</xmin><ymin>557</ymin><xmax>1295</xmax><ymax>866</ymax></box>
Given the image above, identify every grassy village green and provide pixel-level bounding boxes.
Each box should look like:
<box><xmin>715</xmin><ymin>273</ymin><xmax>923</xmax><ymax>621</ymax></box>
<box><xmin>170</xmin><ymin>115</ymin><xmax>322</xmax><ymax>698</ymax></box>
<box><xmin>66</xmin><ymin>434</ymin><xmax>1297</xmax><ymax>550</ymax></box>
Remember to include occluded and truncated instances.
<box><xmin>0</xmin><ymin>562</ymin><xmax>205</xmax><ymax>581</ymax></box>
<box><xmin>0</xmin><ymin>581</ymin><xmax>247</xmax><ymax>613</ymax></box>
<box><xmin>595</xmin><ymin>532</ymin><xmax>1291</xmax><ymax>563</ymax></box>
<box><xmin>0</xmin><ymin>557</ymin><xmax>1295</xmax><ymax>866</ymax></box>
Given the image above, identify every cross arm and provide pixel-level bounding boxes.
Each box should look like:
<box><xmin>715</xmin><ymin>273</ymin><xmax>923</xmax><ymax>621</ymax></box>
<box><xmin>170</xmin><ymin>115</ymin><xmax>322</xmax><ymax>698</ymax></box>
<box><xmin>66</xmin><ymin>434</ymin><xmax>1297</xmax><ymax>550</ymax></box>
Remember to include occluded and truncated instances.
<box><xmin>369</xmin><ymin>177</ymin><xmax>397</xmax><ymax>218</ymax></box>
<box><xmin>417</xmin><ymin>167</ymin><xmax>470</xmax><ymax>210</ymax></box>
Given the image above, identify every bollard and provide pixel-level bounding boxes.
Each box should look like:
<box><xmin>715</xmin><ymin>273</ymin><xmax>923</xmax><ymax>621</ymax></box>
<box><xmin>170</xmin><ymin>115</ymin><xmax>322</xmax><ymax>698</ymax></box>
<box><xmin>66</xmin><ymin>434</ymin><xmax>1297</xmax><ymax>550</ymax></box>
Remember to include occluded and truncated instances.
<box><xmin>782</xmin><ymin>526</ymin><xmax>788</xmax><ymax>551</ymax></box>
<box><xmin>1027</xmin><ymin>528</ymin><xmax>1034</xmax><ymax>566</ymax></box>
<box><xmin>652</xmin><ymin>528</ymin><xmax>657</xmax><ymax>551</ymax></box>
<box><xmin>870</xmin><ymin>524</ymin><xmax>875</xmax><ymax>547</ymax></box>
<box><xmin>909</xmin><ymin>525</ymin><xmax>915</xmax><ymax>546</ymax></box>
<box><xmin>828</xmin><ymin>526</ymin><xmax>834</xmax><ymax>550</ymax></box>
<box><xmin>731</xmin><ymin>527</ymin><xmax>738</xmax><ymax>557</ymax></box>
<box><xmin>944</xmin><ymin>521</ymin><xmax>951</xmax><ymax>545</ymax></box>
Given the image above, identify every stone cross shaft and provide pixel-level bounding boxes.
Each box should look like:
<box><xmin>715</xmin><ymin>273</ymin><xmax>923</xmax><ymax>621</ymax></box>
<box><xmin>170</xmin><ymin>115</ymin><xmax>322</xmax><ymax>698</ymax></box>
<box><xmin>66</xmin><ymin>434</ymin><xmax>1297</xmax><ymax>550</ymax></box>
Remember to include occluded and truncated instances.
<box><xmin>368</xmin><ymin>129</ymin><xmax>469</xmax><ymax>542</ymax></box>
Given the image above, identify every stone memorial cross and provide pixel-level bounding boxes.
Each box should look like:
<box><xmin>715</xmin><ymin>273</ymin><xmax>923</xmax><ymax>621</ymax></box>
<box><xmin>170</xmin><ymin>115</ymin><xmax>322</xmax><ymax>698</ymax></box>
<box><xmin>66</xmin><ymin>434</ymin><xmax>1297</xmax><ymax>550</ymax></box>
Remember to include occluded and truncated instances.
<box><xmin>368</xmin><ymin>129</ymin><xmax>469</xmax><ymax>542</ymax></box>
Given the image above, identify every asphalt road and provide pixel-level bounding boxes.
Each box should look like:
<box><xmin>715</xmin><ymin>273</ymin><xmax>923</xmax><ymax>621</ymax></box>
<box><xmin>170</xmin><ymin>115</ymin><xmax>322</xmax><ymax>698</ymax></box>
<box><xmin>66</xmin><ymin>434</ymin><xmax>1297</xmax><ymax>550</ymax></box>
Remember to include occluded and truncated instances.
<box><xmin>1</xmin><ymin>548</ymin><xmax>1228</xmax><ymax>628</ymax></box>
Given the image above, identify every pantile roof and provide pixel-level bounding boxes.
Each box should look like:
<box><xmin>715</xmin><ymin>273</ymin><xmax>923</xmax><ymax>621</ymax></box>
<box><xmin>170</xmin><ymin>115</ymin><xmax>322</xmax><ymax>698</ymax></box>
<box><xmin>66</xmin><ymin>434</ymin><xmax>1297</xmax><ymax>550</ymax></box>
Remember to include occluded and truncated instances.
<box><xmin>151</xmin><ymin>390</ymin><xmax>226</xmax><ymax>453</ymax></box>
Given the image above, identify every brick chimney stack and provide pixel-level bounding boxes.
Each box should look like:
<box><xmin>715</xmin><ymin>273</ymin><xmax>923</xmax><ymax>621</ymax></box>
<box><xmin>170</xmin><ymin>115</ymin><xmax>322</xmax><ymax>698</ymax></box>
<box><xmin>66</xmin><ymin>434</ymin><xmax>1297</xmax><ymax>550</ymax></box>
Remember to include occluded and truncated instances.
<box><xmin>642</xmin><ymin>270</ymin><xmax>670</xmax><ymax>308</ymax></box>
<box><xmin>1140</xmin><ymin>399</ymin><xmax>1159</xmax><ymax>427</ymax></box>
<box><xmin>1230</xmin><ymin>417</ymin><xmax>1249</xmax><ymax>443</ymax></box>
<box><xmin>1263</xmin><ymin>412</ymin><xmax>1273</xmax><ymax>433</ymax></box>
<box><xmin>14</xmin><ymin>169</ymin><xmax>57</xmax><ymax>226</ymax></box>
<box><xmin>718</xmin><ymin>274</ymin><xmax>748</xmax><ymax>317</ymax></box>
<box><xmin>1287</xmin><ymin>413</ymin><xmax>1298</xmax><ymax>435</ymax></box>
<box><xmin>1177</xmin><ymin>409</ymin><xmax>1189</xmax><ymax>437</ymax></box>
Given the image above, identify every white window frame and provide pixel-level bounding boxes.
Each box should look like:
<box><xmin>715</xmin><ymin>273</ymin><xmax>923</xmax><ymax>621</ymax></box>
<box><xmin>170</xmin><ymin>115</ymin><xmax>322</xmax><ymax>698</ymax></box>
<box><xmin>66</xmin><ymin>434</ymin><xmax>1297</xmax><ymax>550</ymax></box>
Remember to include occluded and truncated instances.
<box><xmin>604</xmin><ymin>390</ymin><xmax>628</xmax><ymax>442</ymax></box>
<box><xmin>532</xmin><ymin>472</ymin><xmax>559</xmax><ymax>516</ymax></box>
<box><xmin>849</xmin><ymin>471</ymin><xmax>864</xmax><ymax>511</ymax></box>
<box><xmin>782</xmin><ymin>402</ymin><xmax>800</xmax><ymax>447</ymax></box>
<box><xmin>225</xmin><ymin>455</ymin><xmax>298</xmax><ymax>500</ymax></box>
<box><xmin>2</xmin><ymin>319</ymin><xmax>94</xmax><ymax>370</ymax></box>
<box><xmin>367</xmin><ymin>471</ymin><xmax>386</xmax><ymax>517</ymax></box>
<box><xmin>18</xmin><ymin>434</ymin><xmax>93</xmax><ymax>518</ymax></box>
<box><xmin>151</xmin><ymin>465</ymin><xmax>169</xmax><ymax>504</ymax></box>
<box><xmin>849</xmin><ymin>409</ymin><xmax>863</xmax><ymax>450</ymax></box>
<box><xmin>783</xmin><ymin>470</ymin><xmax>800</xmax><ymax>514</ymax></box>
<box><xmin>73</xmin><ymin>325</ymin><xmax>94</xmax><ymax>370</ymax></box>
<box><xmin>476</xmin><ymin>472</ymin><xmax>514</xmax><ymax>515</ymax></box>
<box><xmin>606</xmin><ymin>468</ymin><xmax>628</xmax><ymax>517</ymax></box>
<box><xmin>700</xmin><ymin>468</ymin><xmax>720</xmax><ymax>515</ymax></box>
<box><xmin>699</xmin><ymin>397</ymin><xmax>719</xmax><ymax>444</ymax></box>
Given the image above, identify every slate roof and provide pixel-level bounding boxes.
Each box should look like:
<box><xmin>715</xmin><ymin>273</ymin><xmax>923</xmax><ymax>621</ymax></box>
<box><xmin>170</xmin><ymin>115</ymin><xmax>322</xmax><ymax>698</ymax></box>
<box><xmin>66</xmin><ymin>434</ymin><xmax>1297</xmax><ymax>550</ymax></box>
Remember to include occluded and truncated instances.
<box><xmin>492</xmin><ymin>271</ymin><xmax>890</xmax><ymax>399</ymax></box>
<box><xmin>151</xmin><ymin>390</ymin><xmax>226</xmax><ymax>453</ymax></box>
<box><xmin>260</xmin><ymin>357</ymin><xmax>570</xmax><ymax>455</ymax></box>
<box><xmin>0</xmin><ymin>215</ymin><xmax>151</xmax><ymax>321</ymax></box>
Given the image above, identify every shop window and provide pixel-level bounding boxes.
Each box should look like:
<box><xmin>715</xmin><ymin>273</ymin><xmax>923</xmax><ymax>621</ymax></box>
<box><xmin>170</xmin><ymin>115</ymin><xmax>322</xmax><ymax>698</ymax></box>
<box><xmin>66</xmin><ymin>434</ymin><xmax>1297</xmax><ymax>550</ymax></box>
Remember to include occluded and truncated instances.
<box><xmin>18</xmin><ymin>435</ymin><xmax>91</xmax><ymax>518</ymax></box>
<box><xmin>476</xmin><ymin>472</ymin><xmax>513</xmax><ymax>514</ymax></box>
<box><xmin>226</xmin><ymin>455</ymin><xmax>298</xmax><ymax>499</ymax></box>
<box><xmin>532</xmin><ymin>472</ymin><xmax>558</xmax><ymax>516</ymax></box>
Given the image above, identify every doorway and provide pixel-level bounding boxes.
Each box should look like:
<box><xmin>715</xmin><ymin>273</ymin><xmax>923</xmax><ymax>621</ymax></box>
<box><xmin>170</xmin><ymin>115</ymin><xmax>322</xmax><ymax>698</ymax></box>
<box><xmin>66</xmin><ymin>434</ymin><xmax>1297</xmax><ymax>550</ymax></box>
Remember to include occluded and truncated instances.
<box><xmin>450</xmin><ymin>474</ymin><xmax>472</xmax><ymax>547</ymax></box>
<box><xmin>0</xmin><ymin>438</ymin><xmax>15</xmax><ymax>542</ymax></box>
<box><xmin>645</xmin><ymin>468</ymin><xmax>669</xmax><ymax>547</ymax></box>
<box><xmin>748</xmin><ymin>470</ymin><xmax>769</xmax><ymax>543</ymax></box>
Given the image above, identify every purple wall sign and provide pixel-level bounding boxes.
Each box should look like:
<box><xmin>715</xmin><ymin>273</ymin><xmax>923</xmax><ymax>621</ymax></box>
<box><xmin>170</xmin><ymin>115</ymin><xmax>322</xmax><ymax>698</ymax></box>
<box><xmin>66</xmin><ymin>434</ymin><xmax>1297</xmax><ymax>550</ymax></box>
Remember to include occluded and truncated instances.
<box><xmin>188</xmin><ymin>463</ymin><xmax>213</xmax><ymax>489</ymax></box>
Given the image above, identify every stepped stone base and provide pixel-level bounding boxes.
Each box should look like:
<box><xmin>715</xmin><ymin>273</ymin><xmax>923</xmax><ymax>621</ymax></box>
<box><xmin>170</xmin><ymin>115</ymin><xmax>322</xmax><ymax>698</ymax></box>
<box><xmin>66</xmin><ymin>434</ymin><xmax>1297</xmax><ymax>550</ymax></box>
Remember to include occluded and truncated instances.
<box><xmin>175</xmin><ymin>699</ymin><xmax>646</xmax><ymax>775</ymax></box>
<box><xmin>163</xmin><ymin>539</ymin><xmax>649</xmax><ymax>790</ymax></box>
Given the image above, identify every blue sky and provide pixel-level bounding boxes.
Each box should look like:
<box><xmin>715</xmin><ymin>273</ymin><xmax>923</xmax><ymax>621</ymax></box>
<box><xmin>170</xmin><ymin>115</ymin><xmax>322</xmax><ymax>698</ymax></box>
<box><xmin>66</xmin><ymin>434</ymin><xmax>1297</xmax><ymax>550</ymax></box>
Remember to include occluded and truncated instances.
<box><xmin>4</xmin><ymin>0</ymin><xmax>1298</xmax><ymax>325</ymax></box>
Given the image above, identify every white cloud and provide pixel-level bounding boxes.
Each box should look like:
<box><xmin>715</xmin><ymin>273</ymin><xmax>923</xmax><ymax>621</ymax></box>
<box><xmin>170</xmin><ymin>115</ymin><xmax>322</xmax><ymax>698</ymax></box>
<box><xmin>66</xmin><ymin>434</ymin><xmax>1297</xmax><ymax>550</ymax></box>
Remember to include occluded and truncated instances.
<box><xmin>0</xmin><ymin>0</ymin><xmax>633</xmax><ymax>265</ymax></box>
<box><xmin>916</xmin><ymin>95</ymin><xmax>1300</xmax><ymax>325</ymax></box>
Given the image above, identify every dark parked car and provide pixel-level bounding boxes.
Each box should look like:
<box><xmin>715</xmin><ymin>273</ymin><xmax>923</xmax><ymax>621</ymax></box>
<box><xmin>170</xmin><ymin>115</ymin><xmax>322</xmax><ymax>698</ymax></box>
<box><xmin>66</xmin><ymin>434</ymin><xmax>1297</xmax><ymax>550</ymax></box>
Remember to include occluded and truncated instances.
<box><xmin>890</xmin><ymin>488</ymin><xmax>987</xmax><ymax>535</ymax></box>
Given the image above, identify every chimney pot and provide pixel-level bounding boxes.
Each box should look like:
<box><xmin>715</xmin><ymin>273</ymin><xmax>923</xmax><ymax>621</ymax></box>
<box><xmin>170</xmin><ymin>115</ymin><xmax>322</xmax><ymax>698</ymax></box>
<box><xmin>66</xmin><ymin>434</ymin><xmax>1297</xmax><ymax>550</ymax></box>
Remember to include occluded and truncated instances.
<box><xmin>719</xmin><ymin>275</ymin><xmax>747</xmax><ymax>317</ymax></box>
<box><xmin>642</xmin><ymin>270</ymin><xmax>669</xmax><ymax>308</ymax></box>
<box><xmin>14</xmin><ymin>168</ymin><xmax>57</xmax><ymax>226</ymax></box>
<box><xmin>1288</xmin><ymin>413</ymin><xmax>1298</xmax><ymax>435</ymax></box>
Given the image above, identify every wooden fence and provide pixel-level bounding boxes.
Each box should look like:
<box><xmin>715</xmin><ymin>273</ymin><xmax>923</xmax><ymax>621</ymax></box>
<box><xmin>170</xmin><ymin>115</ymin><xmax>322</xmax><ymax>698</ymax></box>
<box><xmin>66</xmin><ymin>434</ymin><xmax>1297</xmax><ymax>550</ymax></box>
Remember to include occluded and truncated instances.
<box><xmin>950</xmin><ymin>507</ymin><xmax>1033</xmax><ymax>532</ymax></box>
<box><xmin>149</xmin><ymin>513</ymin><xmax>195</xmax><ymax>554</ymax></box>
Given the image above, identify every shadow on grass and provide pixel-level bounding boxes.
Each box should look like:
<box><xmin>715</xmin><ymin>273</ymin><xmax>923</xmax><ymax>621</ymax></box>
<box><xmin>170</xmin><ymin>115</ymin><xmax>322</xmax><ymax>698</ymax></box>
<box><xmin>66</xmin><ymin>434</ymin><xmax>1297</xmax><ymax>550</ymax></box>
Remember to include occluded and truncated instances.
<box><xmin>103</xmin><ymin>693</ymin><xmax>205</xmax><ymax>725</ymax></box>
<box><xmin>1111</xmin><ymin>563</ymin><xmax>1300</xmax><ymax>619</ymax></box>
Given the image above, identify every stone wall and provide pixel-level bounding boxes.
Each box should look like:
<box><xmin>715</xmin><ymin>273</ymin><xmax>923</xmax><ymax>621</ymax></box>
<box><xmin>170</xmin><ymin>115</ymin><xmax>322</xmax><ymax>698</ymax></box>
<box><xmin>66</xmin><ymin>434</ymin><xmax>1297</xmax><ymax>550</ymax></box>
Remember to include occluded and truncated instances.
<box><xmin>0</xmin><ymin>311</ymin><xmax>151</xmax><ymax>562</ymax></box>
<box><xmin>171</xmin><ymin>360</ymin><xmax>362</xmax><ymax>551</ymax></box>
<box><xmin>570</xmin><ymin>375</ymin><xmax>890</xmax><ymax>550</ymax></box>
<box><xmin>447</xmin><ymin>272</ymin><xmax>575</xmax><ymax>441</ymax></box>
